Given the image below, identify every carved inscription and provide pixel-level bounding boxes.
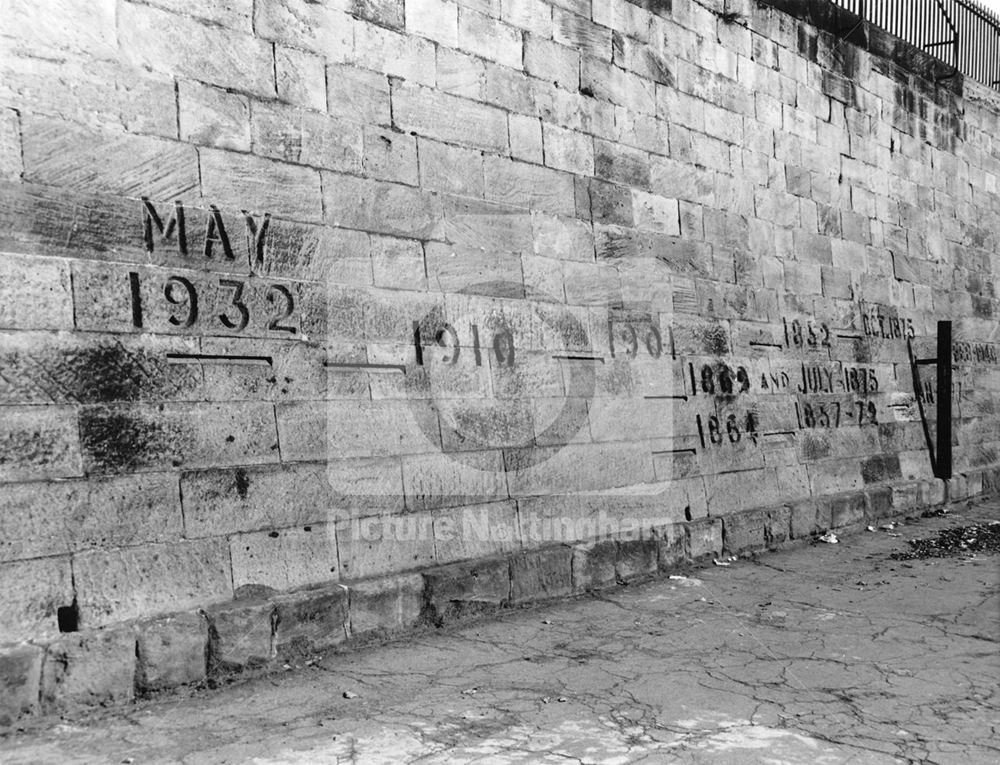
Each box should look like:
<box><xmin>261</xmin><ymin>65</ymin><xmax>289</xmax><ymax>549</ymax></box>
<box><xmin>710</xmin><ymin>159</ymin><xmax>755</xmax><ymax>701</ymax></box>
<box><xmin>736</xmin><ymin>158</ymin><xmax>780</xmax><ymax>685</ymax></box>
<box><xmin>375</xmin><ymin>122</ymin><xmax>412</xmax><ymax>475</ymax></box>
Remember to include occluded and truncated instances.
<box><xmin>127</xmin><ymin>271</ymin><xmax>298</xmax><ymax>335</ymax></box>
<box><xmin>142</xmin><ymin>199</ymin><xmax>271</xmax><ymax>269</ymax></box>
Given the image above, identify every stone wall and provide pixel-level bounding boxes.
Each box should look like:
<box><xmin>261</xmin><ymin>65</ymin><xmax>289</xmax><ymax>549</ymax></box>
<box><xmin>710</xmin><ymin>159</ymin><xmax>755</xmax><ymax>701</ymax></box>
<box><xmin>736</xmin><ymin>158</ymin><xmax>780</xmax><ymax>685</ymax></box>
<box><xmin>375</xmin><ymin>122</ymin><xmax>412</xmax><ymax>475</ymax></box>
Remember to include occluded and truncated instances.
<box><xmin>1</xmin><ymin>0</ymin><xmax>998</xmax><ymax>718</ymax></box>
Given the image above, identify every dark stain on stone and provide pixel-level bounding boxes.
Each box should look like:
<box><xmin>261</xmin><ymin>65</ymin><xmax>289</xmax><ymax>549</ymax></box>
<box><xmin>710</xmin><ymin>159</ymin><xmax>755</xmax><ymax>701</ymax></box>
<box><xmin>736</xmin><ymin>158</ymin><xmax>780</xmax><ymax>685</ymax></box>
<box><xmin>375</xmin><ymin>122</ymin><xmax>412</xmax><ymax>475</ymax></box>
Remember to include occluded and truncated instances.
<box><xmin>700</xmin><ymin>324</ymin><xmax>729</xmax><ymax>356</ymax></box>
<box><xmin>2</xmin><ymin>341</ymin><xmax>197</xmax><ymax>405</ymax></box>
<box><xmin>861</xmin><ymin>454</ymin><xmax>902</xmax><ymax>484</ymax></box>
<box><xmin>233</xmin><ymin>467</ymin><xmax>251</xmax><ymax>500</ymax></box>
<box><xmin>801</xmin><ymin>432</ymin><xmax>831</xmax><ymax>461</ymax></box>
<box><xmin>972</xmin><ymin>295</ymin><xmax>993</xmax><ymax>319</ymax></box>
<box><xmin>79</xmin><ymin>405</ymin><xmax>189</xmax><ymax>472</ymax></box>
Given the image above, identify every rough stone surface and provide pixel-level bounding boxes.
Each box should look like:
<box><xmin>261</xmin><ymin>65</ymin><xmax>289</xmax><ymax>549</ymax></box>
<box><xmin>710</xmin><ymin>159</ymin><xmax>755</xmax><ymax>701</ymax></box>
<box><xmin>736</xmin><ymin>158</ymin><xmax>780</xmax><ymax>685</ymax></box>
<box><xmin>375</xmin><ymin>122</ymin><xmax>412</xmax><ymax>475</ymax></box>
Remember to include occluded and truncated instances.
<box><xmin>0</xmin><ymin>645</ymin><xmax>43</xmax><ymax>726</ymax></box>
<box><xmin>136</xmin><ymin>613</ymin><xmax>208</xmax><ymax>692</ymax></box>
<box><xmin>41</xmin><ymin>628</ymin><xmax>136</xmax><ymax>711</ymax></box>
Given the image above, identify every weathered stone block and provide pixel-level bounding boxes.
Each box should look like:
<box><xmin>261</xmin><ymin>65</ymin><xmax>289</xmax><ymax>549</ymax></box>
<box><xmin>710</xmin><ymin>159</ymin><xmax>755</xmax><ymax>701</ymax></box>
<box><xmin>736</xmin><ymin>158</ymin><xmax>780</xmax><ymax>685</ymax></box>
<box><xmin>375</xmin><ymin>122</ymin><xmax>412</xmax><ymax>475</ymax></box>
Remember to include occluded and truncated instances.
<box><xmin>654</xmin><ymin>523</ymin><xmax>690</xmax><ymax>571</ymax></box>
<box><xmin>0</xmin><ymin>644</ymin><xmax>43</xmax><ymax>726</ymax></box>
<box><xmin>206</xmin><ymin>598</ymin><xmax>276</xmax><ymax>673</ymax></box>
<box><xmin>136</xmin><ymin>612</ymin><xmax>207</xmax><ymax>692</ymax></box>
<box><xmin>615</xmin><ymin>538</ymin><xmax>659</xmax><ymax>582</ymax></box>
<box><xmin>0</xmin><ymin>557</ymin><xmax>74</xmax><ymax>643</ymax></box>
<box><xmin>789</xmin><ymin>499</ymin><xmax>824</xmax><ymax>539</ymax></box>
<box><xmin>392</xmin><ymin>81</ymin><xmax>507</xmax><ymax>153</ymax></box>
<box><xmin>864</xmin><ymin>486</ymin><xmax>894</xmax><ymax>521</ymax></box>
<box><xmin>200</xmin><ymin>149</ymin><xmax>323</xmax><ymax>222</ymax></box>
<box><xmin>276</xmin><ymin>46</ymin><xmax>327</xmax><ymax>111</ymax></box>
<box><xmin>687</xmin><ymin>518</ymin><xmax>723</xmax><ymax>561</ymax></box>
<box><xmin>484</xmin><ymin>156</ymin><xmax>576</xmax><ymax>215</ymax></box>
<box><xmin>1</xmin><ymin>473</ymin><xmax>181</xmax><ymax>563</ymax></box>
<box><xmin>178</xmin><ymin>81</ymin><xmax>250</xmax><ymax>151</ymax></box>
<box><xmin>41</xmin><ymin>628</ymin><xmax>136</xmax><ymax>711</ymax></box>
<box><xmin>0</xmin><ymin>251</ymin><xmax>73</xmax><ymax>331</ymax></box>
<box><xmin>348</xmin><ymin>574</ymin><xmax>424</xmax><ymax>637</ymax></box>
<box><xmin>571</xmin><ymin>539</ymin><xmax>618</xmax><ymax>592</ymax></box>
<box><xmin>822</xmin><ymin>491</ymin><xmax>867</xmax><ymax>530</ymax></box>
<box><xmin>459</xmin><ymin>8</ymin><xmax>523</xmax><ymax>68</ymax></box>
<box><xmin>421</xmin><ymin>557</ymin><xmax>511</xmax><ymax>625</ymax></box>
<box><xmin>433</xmin><ymin>500</ymin><xmax>520</xmax><ymax>564</ymax></box>
<box><xmin>337</xmin><ymin>514</ymin><xmax>437</xmax><ymax>580</ymax></box>
<box><xmin>230</xmin><ymin>525</ymin><xmax>338</xmax><ymax>592</ymax></box>
<box><xmin>120</xmin><ymin>1</ymin><xmax>274</xmax><ymax>96</ymax></box>
<box><xmin>0</xmin><ymin>405</ymin><xmax>81</xmax><ymax>482</ymax></box>
<box><xmin>74</xmin><ymin>539</ymin><xmax>233</xmax><ymax>628</ymax></box>
<box><xmin>273</xmin><ymin>585</ymin><xmax>349</xmax><ymax>657</ymax></box>
<box><xmin>251</xmin><ymin>102</ymin><xmax>363</xmax><ymax>173</ymax></box>
<box><xmin>510</xmin><ymin>547</ymin><xmax>573</xmax><ymax>603</ymax></box>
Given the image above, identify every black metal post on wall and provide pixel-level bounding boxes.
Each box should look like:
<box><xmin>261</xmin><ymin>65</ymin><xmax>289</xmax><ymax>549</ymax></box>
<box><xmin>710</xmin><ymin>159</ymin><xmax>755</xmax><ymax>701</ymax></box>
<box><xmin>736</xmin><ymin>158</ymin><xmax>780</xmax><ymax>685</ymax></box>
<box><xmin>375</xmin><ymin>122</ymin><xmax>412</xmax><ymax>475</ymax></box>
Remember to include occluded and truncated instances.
<box><xmin>937</xmin><ymin>320</ymin><xmax>953</xmax><ymax>480</ymax></box>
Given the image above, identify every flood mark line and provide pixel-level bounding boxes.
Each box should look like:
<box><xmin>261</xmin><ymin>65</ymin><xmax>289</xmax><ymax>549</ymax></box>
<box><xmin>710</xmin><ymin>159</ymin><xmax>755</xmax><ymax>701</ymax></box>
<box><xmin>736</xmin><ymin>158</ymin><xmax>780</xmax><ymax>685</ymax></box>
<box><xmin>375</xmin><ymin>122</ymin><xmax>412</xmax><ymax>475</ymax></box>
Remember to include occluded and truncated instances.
<box><xmin>764</xmin><ymin>431</ymin><xmax>796</xmax><ymax>437</ymax></box>
<box><xmin>552</xmin><ymin>355</ymin><xmax>606</xmax><ymax>364</ymax></box>
<box><xmin>749</xmin><ymin>341</ymin><xmax>783</xmax><ymax>349</ymax></box>
<box><xmin>652</xmin><ymin>448</ymin><xmax>698</xmax><ymax>456</ymax></box>
<box><xmin>836</xmin><ymin>333</ymin><xmax>864</xmax><ymax>340</ymax></box>
<box><xmin>644</xmin><ymin>395</ymin><xmax>689</xmax><ymax>401</ymax></box>
<box><xmin>166</xmin><ymin>353</ymin><xmax>272</xmax><ymax>366</ymax></box>
<box><xmin>324</xmin><ymin>362</ymin><xmax>407</xmax><ymax>374</ymax></box>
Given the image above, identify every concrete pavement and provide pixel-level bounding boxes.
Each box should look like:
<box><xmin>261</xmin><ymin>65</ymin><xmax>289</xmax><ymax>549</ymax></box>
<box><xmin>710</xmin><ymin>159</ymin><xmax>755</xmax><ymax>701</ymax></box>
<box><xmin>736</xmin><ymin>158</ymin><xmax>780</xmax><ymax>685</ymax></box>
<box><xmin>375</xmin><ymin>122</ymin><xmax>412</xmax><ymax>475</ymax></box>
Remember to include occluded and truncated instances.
<box><xmin>3</xmin><ymin>499</ymin><xmax>999</xmax><ymax>764</ymax></box>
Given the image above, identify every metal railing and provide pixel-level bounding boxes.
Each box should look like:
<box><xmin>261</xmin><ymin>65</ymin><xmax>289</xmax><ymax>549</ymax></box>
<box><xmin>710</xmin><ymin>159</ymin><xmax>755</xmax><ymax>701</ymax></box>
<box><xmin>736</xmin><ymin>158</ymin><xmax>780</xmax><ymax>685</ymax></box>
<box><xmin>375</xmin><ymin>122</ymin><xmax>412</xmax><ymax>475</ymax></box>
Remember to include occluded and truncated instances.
<box><xmin>831</xmin><ymin>0</ymin><xmax>1000</xmax><ymax>89</ymax></box>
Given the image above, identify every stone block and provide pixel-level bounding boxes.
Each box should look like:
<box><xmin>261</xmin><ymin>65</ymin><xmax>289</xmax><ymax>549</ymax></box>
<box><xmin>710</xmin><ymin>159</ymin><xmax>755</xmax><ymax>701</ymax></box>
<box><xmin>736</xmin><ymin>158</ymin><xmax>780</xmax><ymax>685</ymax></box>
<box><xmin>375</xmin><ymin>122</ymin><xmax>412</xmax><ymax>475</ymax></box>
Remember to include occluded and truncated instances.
<box><xmin>525</xmin><ymin>33</ymin><xmax>580</xmax><ymax>89</ymax></box>
<box><xmin>1</xmin><ymin>473</ymin><xmax>181</xmax><ymax>563</ymax></box>
<box><xmin>393</xmin><ymin>81</ymin><xmax>507</xmax><ymax>153</ymax></box>
<box><xmin>484</xmin><ymin>156</ymin><xmax>576</xmax><ymax>215</ymax></box>
<box><xmin>136</xmin><ymin>612</ymin><xmax>208</xmax><ymax>692</ymax></box>
<box><xmin>510</xmin><ymin>547</ymin><xmax>573</xmax><ymax>603</ymax></box>
<box><xmin>0</xmin><ymin>405</ymin><xmax>81</xmax><ymax>482</ymax></box>
<box><xmin>200</xmin><ymin>149</ymin><xmax>323</xmax><ymax>222</ymax></box>
<box><xmin>0</xmin><ymin>557</ymin><xmax>74</xmax><ymax>643</ymax></box>
<box><xmin>552</xmin><ymin>6</ymin><xmax>612</xmax><ymax>61</ymax></box>
<box><xmin>865</xmin><ymin>486</ymin><xmax>895</xmax><ymax>521</ymax></box>
<box><xmin>687</xmin><ymin>518</ymin><xmax>723</xmax><ymax>562</ymax></box>
<box><xmin>230</xmin><ymin>525</ymin><xmax>338</xmax><ymax>592</ymax></box>
<box><xmin>789</xmin><ymin>499</ymin><xmax>825</xmax><ymax>539</ymax></box>
<box><xmin>0</xmin><ymin>108</ymin><xmax>21</xmax><ymax>181</ymax></box>
<box><xmin>327</xmin><ymin>64</ymin><xmax>391</xmax><ymax>125</ymax></box>
<box><xmin>352</xmin><ymin>19</ymin><xmax>436</xmax><ymax>85</ymax></box>
<box><xmin>182</xmin><ymin>464</ymin><xmax>333</xmax><ymax>538</ymax></box>
<box><xmin>323</xmin><ymin>174</ymin><xmax>442</xmax><ymax>238</ymax></box>
<box><xmin>822</xmin><ymin>492</ymin><xmax>867</xmax><ymax>530</ymax></box>
<box><xmin>178</xmin><ymin>81</ymin><xmax>250</xmax><ymax>151</ymax></box>
<box><xmin>273</xmin><ymin>585</ymin><xmax>349</xmax><ymax>657</ymax></box>
<box><xmin>276</xmin><ymin>46</ymin><xmax>327</xmax><ymax>111</ymax></box>
<box><xmin>421</xmin><ymin>557</ymin><xmax>511</xmax><ymax>625</ymax></box>
<box><xmin>77</xmin><ymin>402</ymin><xmax>278</xmax><ymax>474</ymax></box>
<box><xmin>459</xmin><ymin>8</ymin><xmax>523</xmax><ymax>68</ymax></box>
<box><xmin>41</xmin><ymin>628</ymin><xmax>136</xmax><ymax>711</ymax></box>
<box><xmin>337</xmin><ymin>514</ymin><xmax>437</xmax><ymax>580</ymax></box>
<box><xmin>433</xmin><ymin>501</ymin><xmax>521</xmax><ymax>564</ymax></box>
<box><xmin>254</xmin><ymin>0</ymin><xmax>353</xmax><ymax>61</ymax></box>
<box><xmin>348</xmin><ymin>574</ymin><xmax>424</xmax><ymax>637</ymax></box>
<box><xmin>502</xmin><ymin>0</ymin><xmax>553</xmax><ymax>36</ymax></box>
<box><xmin>0</xmin><ymin>251</ymin><xmax>72</xmax><ymax>329</ymax></box>
<box><xmin>405</xmin><ymin>0</ymin><xmax>459</xmax><ymax>46</ymax></box>
<box><xmin>206</xmin><ymin>598</ymin><xmax>276</xmax><ymax>673</ymax></box>
<box><xmin>615</xmin><ymin>538</ymin><xmax>659</xmax><ymax>582</ymax></box>
<box><xmin>251</xmin><ymin>102</ymin><xmax>362</xmax><ymax>173</ymax></box>
<box><xmin>418</xmin><ymin>139</ymin><xmax>485</xmax><ymax>197</ymax></box>
<box><xmin>119</xmin><ymin>1</ymin><xmax>274</xmax><ymax>96</ymax></box>
<box><xmin>723</xmin><ymin>509</ymin><xmax>768</xmax><ymax>556</ymax></box>
<box><xmin>74</xmin><ymin>539</ymin><xmax>233</xmax><ymax>629</ymax></box>
<box><xmin>594</xmin><ymin>139</ymin><xmax>651</xmax><ymax>189</ymax></box>
<box><xmin>571</xmin><ymin>539</ymin><xmax>618</xmax><ymax>592</ymax></box>
<box><xmin>0</xmin><ymin>644</ymin><xmax>43</xmax><ymax>726</ymax></box>
<box><xmin>543</xmin><ymin>123</ymin><xmax>594</xmax><ymax>176</ymax></box>
<box><xmin>21</xmin><ymin>115</ymin><xmax>198</xmax><ymax>199</ymax></box>
<box><xmin>654</xmin><ymin>523</ymin><xmax>690</xmax><ymax>571</ymax></box>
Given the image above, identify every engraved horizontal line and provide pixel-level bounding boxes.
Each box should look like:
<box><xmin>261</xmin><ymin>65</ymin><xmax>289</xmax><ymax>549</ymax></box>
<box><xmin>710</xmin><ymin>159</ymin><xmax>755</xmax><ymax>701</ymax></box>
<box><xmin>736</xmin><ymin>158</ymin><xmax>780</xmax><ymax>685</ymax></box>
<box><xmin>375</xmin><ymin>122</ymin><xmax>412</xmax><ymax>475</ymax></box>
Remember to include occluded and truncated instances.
<box><xmin>836</xmin><ymin>333</ymin><xmax>864</xmax><ymax>340</ymax></box>
<box><xmin>166</xmin><ymin>353</ymin><xmax>272</xmax><ymax>366</ymax></box>
<box><xmin>552</xmin><ymin>355</ymin><xmax>606</xmax><ymax>363</ymax></box>
<box><xmin>324</xmin><ymin>362</ymin><xmax>407</xmax><ymax>374</ymax></box>
<box><xmin>915</xmin><ymin>358</ymin><xmax>938</xmax><ymax>365</ymax></box>
<box><xmin>749</xmin><ymin>341</ymin><xmax>783</xmax><ymax>348</ymax></box>
<box><xmin>764</xmin><ymin>431</ymin><xmax>796</xmax><ymax>437</ymax></box>
<box><xmin>652</xmin><ymin>448</ymin><xmax>698</xmax><ymax>456</ymax></box>
<box><xmin>644</xmin><ymin>395</ymin><xmax>689</xmax><ymax>401</ymax></box>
